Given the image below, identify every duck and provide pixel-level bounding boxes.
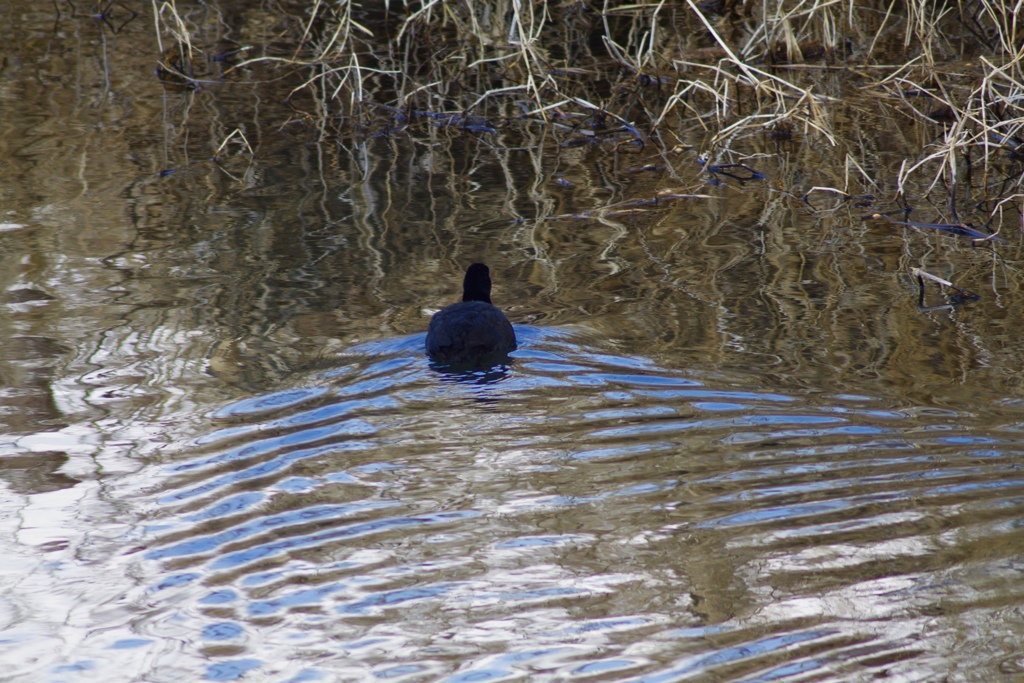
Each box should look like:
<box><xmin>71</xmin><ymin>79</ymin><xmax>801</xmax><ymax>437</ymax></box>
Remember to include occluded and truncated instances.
<box><xmin>425</xmin><ymin>263</ymin><xmax>517</xmax><ymax>365</ymax></box>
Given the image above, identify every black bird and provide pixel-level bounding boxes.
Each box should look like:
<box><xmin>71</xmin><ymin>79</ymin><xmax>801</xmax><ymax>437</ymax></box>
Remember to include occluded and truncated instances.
<box><xmin>425</xmin><ymin>263</ymin><xmax>517</xmax><ymax>365</ymax></box>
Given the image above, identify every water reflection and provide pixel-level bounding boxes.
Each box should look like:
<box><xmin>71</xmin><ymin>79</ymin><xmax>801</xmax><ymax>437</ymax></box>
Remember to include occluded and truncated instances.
<box><xmin>430</xmin><ymin>360</ymin><xmax>514</xmax><ymax>385</ymax></box>
<box><xmin>113</xmin><ymin>327</ymin><xmax>1024</xmax><ymax>681</ymax></box>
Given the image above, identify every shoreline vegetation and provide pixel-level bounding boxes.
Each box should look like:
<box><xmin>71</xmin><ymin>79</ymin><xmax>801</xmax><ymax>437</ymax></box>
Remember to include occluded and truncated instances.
<box><xmin>151</xmin><ymin>1</ymin><xmax>1023</xmax><ymax>244</ymax></box>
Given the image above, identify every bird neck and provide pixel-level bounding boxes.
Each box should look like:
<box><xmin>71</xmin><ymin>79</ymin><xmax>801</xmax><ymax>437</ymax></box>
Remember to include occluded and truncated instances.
<box><xmin>462</xmin><ymin>267</ymin><xmax>493</xmax><ymax>303</ymax></box>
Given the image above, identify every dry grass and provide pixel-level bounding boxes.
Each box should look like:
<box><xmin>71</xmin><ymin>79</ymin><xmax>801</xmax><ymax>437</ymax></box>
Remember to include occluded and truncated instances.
<box><xmin>149</xmin><ymin>0</ymin><xmax>1024</xmax><ymax>233</ymax></box>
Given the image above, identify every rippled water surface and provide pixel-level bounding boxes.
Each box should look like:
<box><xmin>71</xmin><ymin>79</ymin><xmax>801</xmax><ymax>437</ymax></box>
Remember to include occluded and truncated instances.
<box><xmin>16</xmin><ymin>327</ymin><xmax>1024</xmax><ymax>682</ymax></box>
<box><xmin>129</xmin><ymin>333</ymin><xmax>1024</xmax><ymax>682</ymax></box>
<box><xmin>5</xmin><ymin>4</ymin><xmax>1024</xmax><ymax>683</ymax></box>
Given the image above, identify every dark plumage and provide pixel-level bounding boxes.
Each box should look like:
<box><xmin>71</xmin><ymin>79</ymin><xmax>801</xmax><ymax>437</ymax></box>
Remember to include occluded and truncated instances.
<box><xmin>425</xmin><ymin>263</ymin><xmax>517</xmax><ymax>365</ymax></box>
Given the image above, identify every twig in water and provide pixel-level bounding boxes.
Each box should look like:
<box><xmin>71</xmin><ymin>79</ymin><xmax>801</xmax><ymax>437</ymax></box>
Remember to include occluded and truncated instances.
<box><xmin>912</xmin><ymin>267</ymin><xmax>980</xmax><ymax>310</ymax></box>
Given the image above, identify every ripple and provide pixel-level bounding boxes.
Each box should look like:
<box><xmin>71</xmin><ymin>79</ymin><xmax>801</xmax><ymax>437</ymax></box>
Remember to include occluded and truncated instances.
<box><xmin>129</xmin><ymin>328</ymin><xmax>1024</xmax><ymax>682</ymax></box>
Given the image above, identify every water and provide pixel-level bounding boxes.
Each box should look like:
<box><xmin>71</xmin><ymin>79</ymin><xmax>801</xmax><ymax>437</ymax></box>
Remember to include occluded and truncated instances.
<box><xmin>10</xmin><ymin>328</ymin><xmax>1024</xmax><ymax>681</ymax></box>
<box><xmin>4</xmin><ymin>3</ymin><xmax>1024</xmax><ymax>682</ymax></box>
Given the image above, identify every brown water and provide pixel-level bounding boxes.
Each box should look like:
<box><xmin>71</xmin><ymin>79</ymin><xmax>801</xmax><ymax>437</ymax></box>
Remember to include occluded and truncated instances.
<box><xmin>4</xmin><ymin>5</ymin><xmax>1024</xmax><ymax>683</ymax></box>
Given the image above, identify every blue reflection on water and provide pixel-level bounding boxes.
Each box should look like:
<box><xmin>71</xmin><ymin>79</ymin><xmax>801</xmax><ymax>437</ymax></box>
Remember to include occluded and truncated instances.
<box><xmin>135</xmin><ymin>324</ymin><xmax>1015</xmax><ymax>683</ymax></box>
<box><xmin>109</xmin><ymin>639</ymin><xmax>151</xmax><ymax>650</ymax></box>
<box><xmin>209</xmin><ymin>510</ymin><xmax>475</xmax><ymax>570</ymax></box>
<box><xmin>204</xmin><ymin>659</ymin><xmax>261</xmax><ymax>681</ymax></box>
<box><xmin>202</xmin><ymin>622</ymin><xmax>244</xmax><ymax>640</ymax></box>
<box><xmin>147</xmin><ymin>502</ymin><xmax>397</xmax><ymax>560</ymax></box>
<box><xmin>632</xmin><ymin>630</ymin><xmax>838</xmax><ymax>682</ymax></box>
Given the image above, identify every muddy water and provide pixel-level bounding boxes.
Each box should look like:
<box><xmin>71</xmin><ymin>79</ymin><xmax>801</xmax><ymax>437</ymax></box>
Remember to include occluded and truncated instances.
<box><xmin>3</xmin><ymin>5</ymin><xmax>1024</xmax><ymax>683</ymax></box>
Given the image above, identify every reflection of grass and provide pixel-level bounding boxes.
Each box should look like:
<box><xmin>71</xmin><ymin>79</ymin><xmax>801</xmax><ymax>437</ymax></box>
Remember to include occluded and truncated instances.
<box><xmin>151</xmin><ymin>0</ymin><xmax>1024</xmax><ymax>227</ymax></box>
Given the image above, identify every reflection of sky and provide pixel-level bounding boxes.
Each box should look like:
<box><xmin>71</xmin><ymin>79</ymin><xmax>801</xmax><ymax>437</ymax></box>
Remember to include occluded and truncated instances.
<box><xmin>6</xmin><ymin>292</ymin><xmax>1024</xmax><ymax>683</ymax></box>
